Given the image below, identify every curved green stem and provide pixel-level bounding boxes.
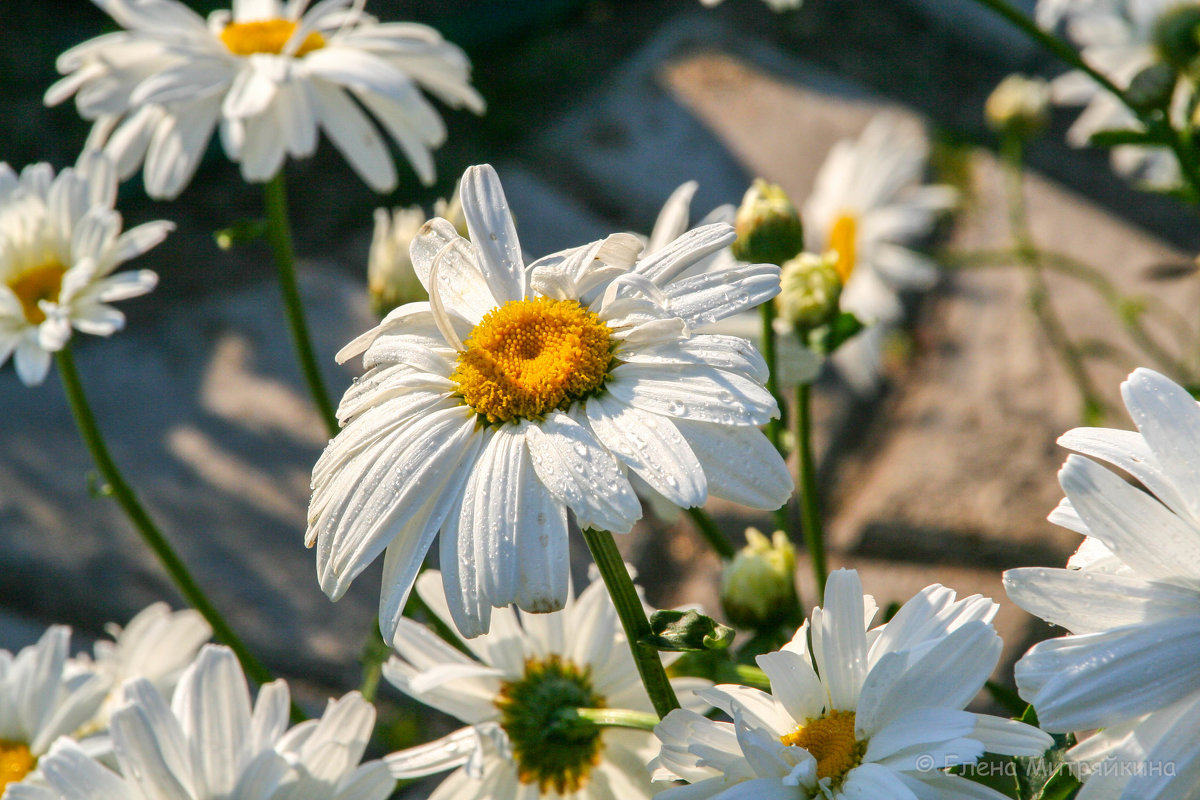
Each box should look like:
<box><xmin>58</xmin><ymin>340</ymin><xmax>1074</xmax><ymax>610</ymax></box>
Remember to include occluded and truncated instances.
<box><xmin>760</xmin><ymin>302</ymin><xmax>786</xmax><ymax>454</ymax></box>
<box><xmin>55</xmin><ymin>346</ymin><xmax>302</xmax><ymax>720</ymax></box>
<box><xmin>574</xmin><ymin>707</ymin><xmax>661</xmax><ymax>732</ymax></box>
<box><xmin>582</xmin><ymin>528</ymin><xmax>680</xmax><ymax>718</ymax></box>
<box><xmin>686</xmin><ymin>507</ymin><xmax>734</xmax><ymax>561</ymax></box>
<box><xmin>794</xmin><ymin>382</ymin><xmax>827</xmax><ymax>602</ymax></box>
<box><xmin>263</xmin><ymin>172</ymin><xmax>339</xmax><ymax>438</ymax></box>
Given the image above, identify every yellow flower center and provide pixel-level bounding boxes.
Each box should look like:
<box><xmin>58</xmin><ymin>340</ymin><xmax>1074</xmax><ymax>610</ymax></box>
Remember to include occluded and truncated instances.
<box><xmin>7</xmin><ymin>262</ymin><xmax>66</xmax><ymax>325</ymax></box>
<box><xmin>828</xmin><ymin>213</ymin><xmax>858</xmax><ymax>283</ymax></box>
<box><xmin>453</xmin><ymin>297</ymin><xmax>615</xmax><ymax>424</ymax></box>
<box><xmin>780</xmin><ymin>709</ymin><xmax>865</xmax><ymax>783</ymax></box>
<box><xmin>220</xmin><ymin>19</ymin><xmax>325</xmax><ymax>57</ymax></box>
<box><xmin>0</xmin><ymin>740</ymin><xmax>36</xmax><ymax>793</ymax></box>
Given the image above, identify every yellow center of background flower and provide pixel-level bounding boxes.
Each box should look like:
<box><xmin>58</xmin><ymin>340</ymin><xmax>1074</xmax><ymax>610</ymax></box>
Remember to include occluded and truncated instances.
<box><xmin>220</xmin><ymin>19</ymin><xmax>325</xmax><ymax>57</ymax></box>
<box><xmin>0</xmin><ymin>740</ymin><xmax>36</xmax><ymax>793</ymax></box>
<box><xmin>453</xmin><ymin>297</ymin><xmax>614</xmax><ymax>424</ymax></box>
<box><xmin>8</xmin><ymin>262</ymin><xmax>66</xmax><ymax>325</ymax></box>
<box><xmin>828</xmin><ymin>214</ymin><xmax>858</xmax><ymax>283</ymax></box>
<box><xmin>780</xmin><ymin>709</ymin><xmax>865</xmax><ymax>782</ymax></box>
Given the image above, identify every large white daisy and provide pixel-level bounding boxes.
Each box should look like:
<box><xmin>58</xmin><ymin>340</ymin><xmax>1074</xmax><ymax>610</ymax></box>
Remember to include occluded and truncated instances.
<box><xmin>803</xmin><ymin>113</ymin><xmax>955</xmax><ymax>391</ymax></box>
<box><xmin>0</xmin><ymin>627</ymin><xmax>109</xmax><ymax>796</ymax></box>
<box><xmin>1006</xmin><ymin>367</ymin><xmax>1200</xmax><ymax>799</ymax></box>
<box><xmin>307</xmin><ymin>163</ymin><xmax>791</xmax><ymax>641</ymax></box>
<box><xmin>383</xmin><ymin>569</ymin><xmax>709</xmax><ymax>800</ymax></box>
<box><xmin>46</xmin><ymin>0</ymin><xmax>485</xmax><ymax>199</ymax></box>
<box><xmin>1042</xmin><ymin>0</ymin><xmax>1189</xmax><ymax>189</ymax></box>
<box><xmin>10</xmin><ymin>644</ymin><xmax>395</xmax><ymax>800</ymax></box>
<box><xmin>651</xmin><ymin>569</ymin><xmax>1052</xmax><ymax>799</ymax></box>
<box><xmin>0</xmin><ymin>152</ymin><xmax>168</xmax><ymax>386</ymax></box>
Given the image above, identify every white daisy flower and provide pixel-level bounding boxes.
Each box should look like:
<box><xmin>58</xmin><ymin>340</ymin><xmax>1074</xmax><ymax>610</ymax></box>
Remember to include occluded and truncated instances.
<box><xmin>0</xmin><ymin>152</ymin><xmax>168</xmax><ymax>386</ymax></box>
<box><xmin>0</xmin><ymin>627</ymin><xmax>109</xmax><ymax>796</ymax></box>
<box><xmin>383</xmin><ymin>570</ymin><xmax>709</xmax><ymax>800</ymax></box>
<box><xmin>1043</xmin><ymin>0</ymin><xmax>1189</xmax><ymax>189</ymax></box>
<box><xmin>1005</xmin><ymin>367</ymin><xmax>1200</xmax><ymax>799</ymax></box>
<box><xmin>651</xmin><ymin>569</ymin><xmax>1052</xmax><ymax>800</ymax></box>
<box><xmin>46</xmin><ymin>0</ymin><xmax>486</xmax><ymax>199</ymax></box>
<box><xmin>804</xmin><ymin>113</ymin><xmax>956</xmax><ymax>392</ymax></box>
<box><xmin>14</xmin><ymin>644</ymin><xmax>395</xmax><ymax>800</ymax></box>
<box><xmin>68</xmin><ymin>602</ymin><xmax>211</xmax><ymax>734</ymax></box>
<box><xmin>307</xmin><ymin>163</ymin><xmax>791</xmax><ymax>641</ymax></box>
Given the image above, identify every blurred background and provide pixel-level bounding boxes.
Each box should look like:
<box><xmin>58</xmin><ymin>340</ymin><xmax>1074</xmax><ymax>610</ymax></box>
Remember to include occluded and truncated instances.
<box><xmin>3</xmin><ymin>0</ymin><xmax>1200</xmax><ymax>763</ymax></box>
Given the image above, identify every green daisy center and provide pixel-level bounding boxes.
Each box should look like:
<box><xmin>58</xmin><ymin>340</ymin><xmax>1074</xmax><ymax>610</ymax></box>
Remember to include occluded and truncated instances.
<box><xmin>495</xmin><ymin>655</ymin><xmax>605</xmax><ymax>794</ymax></box>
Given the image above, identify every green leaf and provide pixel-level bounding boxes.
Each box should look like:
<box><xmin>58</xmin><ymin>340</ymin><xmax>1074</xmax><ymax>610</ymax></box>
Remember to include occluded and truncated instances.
<box><xmin>1035</xmin><ymin>766</ymin><xmax>1082</xmax><ymax>800</ymax></box>
<box><xmin>1086</xmin><ymin>128</ymin><xmax>1167</xmax><ymax>148</ymax></box>
<box><xmin>950</xmin><ymin>755</ymin><xmax>1020</xmax><ymax>799</ymax></box>
<box><xmin>985</xmin><ymin>680</ymin><xmax>1030</xmax><ymax>718</ymax></box>
<box><xmin>645</xmin><ymin>610</ymin><xmax>735</xmax><ymax>652</ymax></box>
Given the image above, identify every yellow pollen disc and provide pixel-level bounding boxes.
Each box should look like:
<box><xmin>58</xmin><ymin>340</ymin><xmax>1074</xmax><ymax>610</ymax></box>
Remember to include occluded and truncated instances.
<box><xmin>780</xmin><ymin>709</ymin><xmax>865</xmax><ymax>782</ymax></box>
<box><xmin>0</xmin><ymin>740</ymin><xmax>36</xmax><ymax>792</ymax></box>
<box><xmin>7</xmin><ymin>262</ymin><xmax>66</xmax><ymax>325</ymax></box>
<box><xmin>453</xmin><ymin>297</ymin><xmax>614</xmax><ymax>424</ymax></box>
<box><xmin>828</xmin><ymin>213</ymin><xmax>858</xmax><ymax>283</ymax></box>
<box><xmin>220</xmin><ymin>18</ymin><xmax>325</xmax><ymax>57</ymax></box>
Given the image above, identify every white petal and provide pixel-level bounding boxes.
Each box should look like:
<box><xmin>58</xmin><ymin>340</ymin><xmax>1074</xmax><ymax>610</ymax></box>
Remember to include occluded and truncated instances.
<box><xmin>754</xmin><ymin>650</ymin><xmax>824</xmax><ymax>723</ymax></box>
<box><xmin>605</xmin><ymin>363</ymin><xmax>778</xmax><ymax>427</ymax></box>
<box><xmin>634</xmin><ymin>224</ymin><xmax>736</xmax><ymax>286</ymax></box>
<box><xmin>1004</xmin><ymin>567</ymin><xmax>1200</xmax><ymax>634</ymax></box>
<box><xmin>385</xmin><ymin>727</ymin><xmax>479</xmax><ymax>778</ymax></box>
<box><xmin>170</xmin><ymin>646</ymin><xmax>251</xmax><ymax>797</ymax></box>
<box><xmin>1122</xmin><ymin>368</ymin><xmax>1200</xmax><ymax>522</ymax></box>
<box><xmin>673</xmin><ymin>419</ymin><xmax>793</xmax><ymax>509</ymax></box>
<box><xmin>663</xmin><ymin>264</ymin><xmax>781</xmax><ymax>326</ymax></box>
<box><xmin>310</xmin><ymin>79</ymin><xmax>397</xmax><ymax>192</ymax></box>
<box><xmin>458</xmin><ymin>164</ymin><xmax>525</xmax><ymax>303</ymax></box>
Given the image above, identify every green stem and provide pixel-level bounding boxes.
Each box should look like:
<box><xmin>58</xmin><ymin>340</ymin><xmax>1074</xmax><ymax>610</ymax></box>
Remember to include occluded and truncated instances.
<box><xmin>582</xmin><ymin>528</ymin><xmax>680</xmax><ymax>718</ymax></box>
<box><xmin>794</xmin><ymin>382</ymin><xmax>827</xmax><ymax>602</ymax></box>
<box><xmin>358</xmin><ymin>623</ymin><xmax>389</xmax><ymax>703</ymax></box>
<box><xmin>760</xmin><ymin>302</ymin><xmax>786</xmax><ymax>454</ymax></box>
<box><xmin>734</xmin><ymin>663</ymin><xmax>771</xmax><ymax>692</ymax></box>
<box><xmin>574</xmin><ymin>707</ymin><xmax>661</xmax><ymax>732</ymax></box>
<box><xmin>54</xmin><ymin>347</ymin><xmax>302</xmax><ymax>720</ymax></box>
<box><xmin>686</xmin><ymin>507</ymin><xmax>735</xmax><ymax>561</ymax></box>
<box><xmin>263</xmin><ymin>171</ymin><xmax>339</xmax><ymax>438</ymax></box>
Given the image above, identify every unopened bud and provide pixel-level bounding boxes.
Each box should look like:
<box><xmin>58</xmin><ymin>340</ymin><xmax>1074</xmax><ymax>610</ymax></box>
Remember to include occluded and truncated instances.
<box><xmin>985</xmin><ymin>74</ymin><xmax>1051</xmax><ymax>138</ymax></box>
<box><xmin>776</xmin><ymin>251</ymin><xmax>842</xmax><ymax>332</ymax></box>
<box><xmin>720</xmin><ymin>528</ymin><xmax>799</xmax><ymax>630</ymax></box>
<box><xmin>368</xmin><ymin>206</ymin><xmax>428</xmax><ymax>317</ymax></box>
<box><xmin>731</xmin><ymin>179</ymin><xmax>805</xmax><ymax>266</ymax></box>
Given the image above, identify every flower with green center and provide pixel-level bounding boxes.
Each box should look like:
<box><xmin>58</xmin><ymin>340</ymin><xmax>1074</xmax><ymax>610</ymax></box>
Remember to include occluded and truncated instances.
<box><xmin>46</xmin><ymin>0</ymin><xmax>485</xmax><ymax>199</ymax></box>
<box><xmin>651</xmin><ymin>569</ymin><xmax>1052</xmax><ymax>799</ymax></box>
<box><xmin>720</xmin><ymin>528</ymin><xmax>799</xmax><ymax>630</ymax></box>
<box><xmin>308</xmin><ymin>163</ymin><xmax>791</xmax><ymax>642</ymax></box>
<box><xmin>0</xmin><ymin>153</ymin><xmax>167</xmax><ymax>386</ymax></box>
<box><xmin>384</xmin><ymin>570</ymin><xmax>711</xmax><ymax>800</ymax></box>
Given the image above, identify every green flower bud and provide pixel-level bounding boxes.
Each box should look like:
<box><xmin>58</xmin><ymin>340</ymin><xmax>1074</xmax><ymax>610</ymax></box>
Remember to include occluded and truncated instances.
<box><xmin>985</xmin><ymin>74</ymin><xmax>1051</xmax><ymax>139</ymax></box>
<box><xmin>368</xmin><ymin>205</ymin><xmax>429</xmax><ymax>317</ymax></box>
<box><xmin>720</xmin><ymin>528</ymin><xmax>799</xmax><ymax>630</ymax></box>
<box><xmin>731</xmin><ymin>179</ymin><xmax>805</xmax><ymax>266</ymax></box>
<box><xmin>1154</xmin><ymin>4</ymin><xmax>1200</xmax><ymax>74</ymax></box>
<box><xmin>776</xmin><ymin>251</ymin><xmax>842</xmax><ymax>333</ymax></box>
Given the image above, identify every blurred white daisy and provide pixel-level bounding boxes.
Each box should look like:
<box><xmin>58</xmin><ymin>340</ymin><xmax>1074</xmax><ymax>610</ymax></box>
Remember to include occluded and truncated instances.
<box><xmin>1042</xmin><ymin>0</ymin><xmax>1188</xmax><ymax>189</ymax></box>
<box><xmin>15</xmin><ymin>644</ymin><xmax>395</xmax><ymax>800</ymax></box>
<box><xmin>699</xmin><ymin>0</ymin><xmax>803</xmax><ymax>10</ymax></box>
<box><xmin>309</xmin><ymin>163</ymin><xmax>790</xmax><ymax>641</ymax></box>
<box><xmin>804</xmin><ymin>113</ymin><xmax>956</xmax><ymax>392</ymax></box>
<box><xmin>383</xmin><ymin>570</ymin><xmax>709</xmax><ymax>800</ymax></box>
<box><xmin>0</xmin><ymin>152</ymin><xmax>168</xmax><ymax>385</ymax></box>
<box><xmin>46</xmin><ymin>0</ymin><xmax>486</xmax><ymax>199</ymax></box>
<box><xmin>68</xmin><ymin>602</ymin><xmax>211</xmax><ymax>734</ymax></box>
<box><xmin>0</xmin><ymin>627</ymin><xmax>108</xmax><ymax>796</ymax></box>
<box><xmin>651</xmin><ymin>569</ymin><xmax>1051</xmax><ymax>799</ymax></box>
<box><xmin>1006</xmin><ymin>367</ymin><xmax>1200</xmax><ymax>799</ymax></box>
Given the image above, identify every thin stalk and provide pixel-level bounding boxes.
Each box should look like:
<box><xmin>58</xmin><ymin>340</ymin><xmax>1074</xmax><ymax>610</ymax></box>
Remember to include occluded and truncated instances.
<box><xmin>574</xmin><ymin>707</ymin><xmax>661</xmax><ymax>732</ymax></box>
<box><xmin>263</xmin><ymin>171</ymin><xmax>339</xmax><ymax>438</ymax></box>
<box><xmin>686</xmin><ymin>507</ymin><xmax>735</xmax><ymax>561</ymax></box>
<box><xmin>1002</xmin><ymin>137</ymin><xmax>1109</xmax><ymax>423</ymax></box>
<box><xmin>358</xmin><ymin>624</ymin><xmax>389</xmax><ymax>703</ymax></box>
<box><xmin>733</xmin><ymin>663</ymin><xmax>771</xmax><ymax>692</ymax></box>
<box><xmin>582</xmin><ymin>528</ymin><xmax>680</xmax><ymax>718</ymax></box>
<box><xmin>760</xmin><ymin>302</ymin><xmax>786</xmax><ymax>454</ymax></box>
<box><xmin>54</xmin><ymin>347</ymin><xmax>302</xmax><ymax>720</ymax></box>
<box><xmin>794</xmin><ymin>382</ymin><xmax>827</xmax><ymax>601</ymax></box>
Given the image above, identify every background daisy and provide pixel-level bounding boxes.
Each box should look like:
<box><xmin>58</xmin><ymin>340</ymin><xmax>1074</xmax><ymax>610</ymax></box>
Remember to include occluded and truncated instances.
<box><xmin>1006</xmin><ymin>367</ymin><xmax>1200</xmax><ymax>799</ymax></box>
<box><xmin>47</xmin><ymin>0</ymin><xmax>486</xmax><ymax>198</ymax></box>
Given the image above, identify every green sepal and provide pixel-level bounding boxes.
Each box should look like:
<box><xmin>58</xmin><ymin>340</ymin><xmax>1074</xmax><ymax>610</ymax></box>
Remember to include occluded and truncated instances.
<box><xmin>645</xmin><ymin>610</ymin><xmax>735</xmax><ymax>652</ymax></box>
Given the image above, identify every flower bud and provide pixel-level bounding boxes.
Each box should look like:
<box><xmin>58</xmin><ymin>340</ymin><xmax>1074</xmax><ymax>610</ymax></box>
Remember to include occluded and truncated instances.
<box><xmin>433</xmin><ymin>185</ymin><xmax>469</xmax><ymax>239</ymax></box>
<box><xmin>731</xmin><ymin>179</ymin><xmax>805</xmax><ymax>266</ymax></box>
<box><xmin>720</xmin><ymin>528</ymin><xmax>799</xmax><ymax>630</ymax></box>
<box><xmin>1155</xmin><ymin>5</ymin><xmax>1200</xmax><ymax>74</ymax></box>
<box><xmin>368</xmin><ymin>206</ymin><xmax>428</xmax><ymax>317</ymax></box>
<box><xmin>985</xmin><ymin>74</ymin><xmax>1051</xmax><ymax>139</ymax></box>
<box><xmin>776</xmin><ymin>251</ymin><xmax>842</xmax><ymax>333</ymax></box>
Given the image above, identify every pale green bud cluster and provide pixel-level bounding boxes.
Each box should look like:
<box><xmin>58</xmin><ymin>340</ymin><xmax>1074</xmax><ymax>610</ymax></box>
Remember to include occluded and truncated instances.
<box><xmin>985</xmin><ymin>74</ymin><xmax>1051</xmax><ymax>139</ymax></box>
<box><xmin>776</xmin><ymin>251</ymin><xmax>842</xmax><ymax>333</ymax></box>
<box><xmin>368</xmin><ymin>206</ymin><xmax>429</xmax><ymax>317</ymax></box>
<box><xmin>731</xmin><ymin>179</ymin><xmax>805</xmax><ymax>266</ymax></box>
<box><xmin>720</xmin><ymin>528</ymin><xmax>799</xmax><ymax>630</ymax></box>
